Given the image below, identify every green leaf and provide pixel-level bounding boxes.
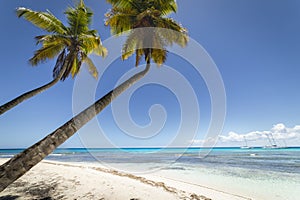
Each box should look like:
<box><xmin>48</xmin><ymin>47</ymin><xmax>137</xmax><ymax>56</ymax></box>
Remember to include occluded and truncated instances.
<box><xmin>65</xmin><ymin>3</ymin><xmax>93</xmax><ymax>35</ymax></box>
<box><xmin>106</xmin><ymin>0</ymin><xmax>186</xmax><ymax>66</ymax></box>
<box><xmin>83</xmin><ymin>57</ymin><xmax>98</xmax><ymax>79</ymax></box>
<box><xmin>16</xmin><ymin>7</ymin><xmax>67</xmax><ymax>34</ymax></box>
<box><xmin>93</xmin><ymin>45</ymin><xmax>108</xmax><ymax>57</ymax></box>
<box><xmin>29</xmin><ymin>43</ymin><xmax>65</xmax><ymax>66</ymax></box>
<box><xmin>35</xmin><ymin>34</ymin><xmax>71</xmax><ymax>46</ymax></box>
<box><xmin>20</xmin><ymin>1</ymin><xmax>106</xmax><ymax>81</ymax></box>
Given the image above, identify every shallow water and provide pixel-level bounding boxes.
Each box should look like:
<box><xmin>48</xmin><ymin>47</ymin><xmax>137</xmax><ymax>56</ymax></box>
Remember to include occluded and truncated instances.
<box><xmin>1</xmin><ymin>147</ymin><xmax>300</xmax><ymax>200</ymax></box>
<box><xmin>1</xmin><ymin>147</ymin><xmax>300</xmax><ymax>173</ymax></box>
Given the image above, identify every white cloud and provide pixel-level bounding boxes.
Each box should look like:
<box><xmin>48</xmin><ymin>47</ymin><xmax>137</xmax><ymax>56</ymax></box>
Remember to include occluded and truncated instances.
<box><xmin>219</xmin><ymin>123</ymin><xmax>300</xmax><ymax>146</ymax></box>
<box><xmin>271</xmin><ymin>123</ymin><xmax>287</xmax><ymax>133</ymax></box>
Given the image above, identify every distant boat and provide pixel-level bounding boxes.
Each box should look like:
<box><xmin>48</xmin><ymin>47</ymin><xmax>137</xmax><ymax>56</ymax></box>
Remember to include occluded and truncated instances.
<box><xmin>263</xmin><ymin>133</ymin><xmax>287</xmax><ymax>149</ymax></box>
<box><xmin>263</xmin><ymin>144</ymin><xmax>287</xmax><ymax>149</ymax></box>
<box><xmin>240</xmin><ymin>136</ymin><xmax>253</xmax><ymax>149</ymax></box>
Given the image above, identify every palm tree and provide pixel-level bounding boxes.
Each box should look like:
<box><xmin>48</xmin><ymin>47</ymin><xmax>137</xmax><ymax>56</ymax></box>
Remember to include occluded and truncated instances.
<box><xmin>0</xmin><ymin>0</ymin><xmax>188</xmax><ymax>192</ymax></box>
<box><xmin>0</xmin><ymin>0</ymin><xmax>107</xmax><ymax>115</ymax></box>
<box><xmin>105</xmin><ymin>0</ymin><xmax>188</xmax><ymax>66</ymax></box>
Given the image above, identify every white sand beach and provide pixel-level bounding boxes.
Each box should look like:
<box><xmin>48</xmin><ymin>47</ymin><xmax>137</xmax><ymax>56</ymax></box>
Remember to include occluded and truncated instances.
<box><xmin>0</xmin><ymin>158</ymin><xmax>252</xmax><ymax>200</ymax></box>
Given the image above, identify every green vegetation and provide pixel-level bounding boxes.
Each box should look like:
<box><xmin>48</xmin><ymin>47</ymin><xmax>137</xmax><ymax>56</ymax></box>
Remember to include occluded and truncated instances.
<box><xmin>0</xmin><ymin>0</ymin><xmax>187</xmax><ymax>192</ymax></box>
<box><xmin>0</xmin><ymin>0</ymin><xmax>107</xmax><ymax>115</ymax></box>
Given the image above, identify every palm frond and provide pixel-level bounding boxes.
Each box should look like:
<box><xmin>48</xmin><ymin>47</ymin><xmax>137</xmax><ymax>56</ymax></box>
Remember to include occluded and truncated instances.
<box><xmin>79</xmin><ymin>34</ymin><xmax>100</xmax><ymax>53</ymax></box>
<box><xmin>60</xmin><ymin>52</ymin><xmax>73</xmax><ymax>81</ymax></box>
<box><xmin>151</xmin><ymin>0</ymin><xmax>177</xmax><ymax>15</ymax></box>
<box><xmin>16</xmin><ymin>7</ymin><xmax>67</xmax><ymax>34</ymax></box>
<box><xmin>106</xmin><ymin>0</ymin><xmax>186</xmax><ymax>66</ymax></box>
<box><xmin>106</xmin><ymin>0</ymin><xmax>133</xmax><ymax>10</ymax></box>
<box><xmin>35</xmin><ymin>34</ymin><xmax>71</xmax><ymax>46</ymax></box>
<box><xmin>53</xmin><ymin>49</ymin><xmax>66</xmax><ymax>79</ymax></box>
<box><xmin>107</xmin><ymin>0</ymin><xmax>177</xmax><ymax>15</ymax></box>
<box><xmin>156</xmin><ymin>28</ymin><xmax>188</xmax><ymax>48</ymax></box>
<box><xmin>151</xmin><ymin>48</ymin><xmax>167</xmax><ymax>66</ymax></box>
<box><xmin>70</xmin><ymin>53</ymin><xmax>80</xmax><ymax>78</ymax></box>
<box><xmin>152</xmin><ymin>31</ymin><xmax>165</xmax><ymax>49</ymax></box>
<box><xmin>135</xmin><ymin>49</ymin><xmax>144</xmax><ymax>66</ymax></box>
<box><xmin>105</xmin><ymin>14</ymin><xmax>135</xmax><ymax>35</ymax></box>
<box><xmin>155</xmin><ymin>17</ymin><xmax>186</xmax><ymax>31</ymax></box>
<box><xmin>65</xmin><ymin>2</ymin><xmax>93</xmax><ymax>35</ymax></box>
<box><xmin>19</xmin><ymin>1</ymin><xmax>106</xmax><ymax>81</ymax></box>
<box><xmin>122</xmin><ymin>50</ymin><xmax>135</xmax><ymax>61</ymax></box>
<box><xmin>29</xmin><ymin>43</ymin><xmax>65</xmax><ymax>66</ymax></box>
<box><xmin>93</xmin><ymin>45</ymin><xmax>108</xmax><ymax>57</ymax></box>
<box><xmin>122</xmin><ymin>31</ymin><xmax>138</xmax><ymax>59</ymax></box>
<box><xmin>83</xmin><ymin>56</ymin><xmax>98</xmax><ymax>79</ymax></box>
<box><xmin>79</xmin><ymin>34</ymin><xmax>108</xmax><ymax>58</ymax></box>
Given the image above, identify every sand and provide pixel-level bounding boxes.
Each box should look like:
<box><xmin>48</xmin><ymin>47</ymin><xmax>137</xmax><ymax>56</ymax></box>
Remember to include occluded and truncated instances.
<box><xmin>0</xmin><ymin>159</ymin><xmax>251</xmax><ymax>200</ymax></box>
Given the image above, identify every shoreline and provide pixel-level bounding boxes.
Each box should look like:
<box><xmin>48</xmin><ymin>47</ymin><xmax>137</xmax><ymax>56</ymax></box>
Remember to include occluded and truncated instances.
<box><xmin>0</xmin><ymin>159</ymin><xmax>251</xmax><ymax>200</ymax></box>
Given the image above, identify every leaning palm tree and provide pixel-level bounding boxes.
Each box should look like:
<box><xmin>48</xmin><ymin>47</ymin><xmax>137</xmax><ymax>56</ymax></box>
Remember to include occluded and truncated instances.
<box><xmin>0</xmin><ymin>0</ymin><xmax>107</xmax><ymax>115</ymax></box>
<box><xmin>0</xmin><ymin>0</ymin><xmax>188</xmax><ymax>192</ymax></box>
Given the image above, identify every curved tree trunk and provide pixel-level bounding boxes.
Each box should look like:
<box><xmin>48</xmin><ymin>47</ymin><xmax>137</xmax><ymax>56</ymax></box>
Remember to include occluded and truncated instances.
<box><xmin>0</xmin><ymin>63</ymin><xmax>150</xmax><ymax>192</ymax></box>
<box><xmin>0</xmin><ymin>65</ymin><xmax>67</xmax><ymax>116</ymax></box>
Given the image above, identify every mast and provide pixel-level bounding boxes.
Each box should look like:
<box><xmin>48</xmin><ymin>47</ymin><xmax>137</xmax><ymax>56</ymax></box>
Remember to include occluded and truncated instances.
<box><xmin>243</xmin><ymin>136</ymin><xmax>248</xmax><ymax>147</ymax></box>
<box><xmin>270</xmin><ymin>133</ymin><xmax>277</xmax><ymax>146</ymax></box>
<box><xmin>266</xmin><ymin>134</ymin><xmax>273</xmax><ymax>146</ymax></box>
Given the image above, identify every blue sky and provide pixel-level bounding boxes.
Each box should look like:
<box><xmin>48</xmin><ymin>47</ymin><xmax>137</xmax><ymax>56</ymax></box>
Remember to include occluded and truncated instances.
<box><xmin>0</xmin><ymin>0</ymin><xmax>300</xmax><ymax>148</ymax></box>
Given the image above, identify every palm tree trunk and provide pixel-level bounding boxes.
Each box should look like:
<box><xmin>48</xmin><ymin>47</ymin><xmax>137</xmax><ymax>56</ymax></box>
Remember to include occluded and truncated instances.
<box><xmin>0</xmin><ymin>63</ymin><xmax>150</xmax><ymax>192</ymax></box>
<box><xmin>0</xmin><ymin>65</ymin><xmax>67</xmax><ymax>116</ymax></box>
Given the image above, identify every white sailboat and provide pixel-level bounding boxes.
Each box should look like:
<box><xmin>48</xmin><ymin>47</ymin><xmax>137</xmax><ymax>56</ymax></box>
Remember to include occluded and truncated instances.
<box><xmin>240</xmin><ymin>136</ymin><xmax>253</xmax><ymax>149</ymax></box>
<box><xmin>263</xmin><ymin>133</ymin><xmax>287</xmax><ymax>149</ymax></box>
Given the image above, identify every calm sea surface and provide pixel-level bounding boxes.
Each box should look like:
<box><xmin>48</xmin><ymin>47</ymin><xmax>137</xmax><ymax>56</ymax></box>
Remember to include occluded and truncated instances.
<box><xmin>1</xmin><ymin>147</ymin><xmax>299</xmax><ymax>174</ymax></box>
<box><xmin>1</xmin><ymin>147</ymin><xmax>300</xmax><ymax>199</ymax></box>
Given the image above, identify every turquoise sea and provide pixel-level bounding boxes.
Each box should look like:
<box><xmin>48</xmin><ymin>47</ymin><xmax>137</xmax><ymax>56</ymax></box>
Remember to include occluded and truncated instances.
<box><xmin>1</xmin><ymin>147</ymin><xmax>300</xmax><ymax>199</ymax></box>
<box><xmin>1</xmin><ymin>147</ymin><xmax>300</xmax><ymax>173</ymax></box>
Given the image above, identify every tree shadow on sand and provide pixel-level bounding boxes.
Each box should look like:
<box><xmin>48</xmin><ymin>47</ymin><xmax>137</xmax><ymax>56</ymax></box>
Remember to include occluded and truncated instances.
<box><xmin>0</xmin><ymin>179</ymin><xmax>60</xmax><ymax>200</ymax></box>
<box><xmin>0</xmin><ymin>195</ymin><xmax>20</xmax><ymax>200</ymax></box>
<box><xmin>0</xmin><ymin>196</ymin><xmax>54</xmax><ymax>200</ymax></box>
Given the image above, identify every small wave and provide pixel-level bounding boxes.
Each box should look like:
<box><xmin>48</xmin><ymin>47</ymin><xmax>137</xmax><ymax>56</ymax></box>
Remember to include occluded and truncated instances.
<box><xmin>49</xmin><ymin>154</ymin><xmax>63</xmax><ymax>156</ymax></box>
<box><xmin>0</xmin><ymin>155</ymin><xmax>14</xmax><ymax>158</ymax></box>
<box><xmin>162</xmin><ymin>167</ymin><xmax>186</xmax><ymax>170</ymax></box>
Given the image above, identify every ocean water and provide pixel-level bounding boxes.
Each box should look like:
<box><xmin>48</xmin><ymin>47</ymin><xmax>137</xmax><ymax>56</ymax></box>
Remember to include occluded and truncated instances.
<box><xmin>1</xmin><ymin>147</ymin><xmax>300</xmax><ymax>199</ymax></box>
<box><xmin>1</xmin><ymin>147</ymin><xmax>300</xmax><ymax>173</ymax></box>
